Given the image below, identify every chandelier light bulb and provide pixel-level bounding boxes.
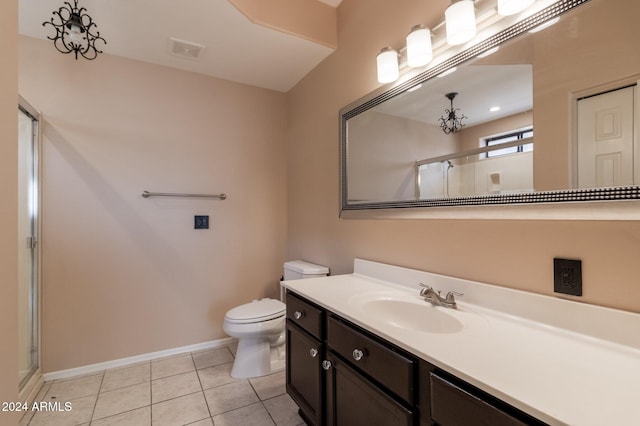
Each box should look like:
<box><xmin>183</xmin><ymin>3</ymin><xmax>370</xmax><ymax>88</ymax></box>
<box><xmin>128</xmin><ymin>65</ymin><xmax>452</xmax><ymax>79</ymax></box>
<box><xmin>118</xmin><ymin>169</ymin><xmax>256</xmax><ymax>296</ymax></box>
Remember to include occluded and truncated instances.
<box><xmin>497</xmin><ymin>0</ymin><xmax>535</xmax><ymax>16</ymax></box>
<box><xmin>376</xmin><ymin>47</ymin><xmax>399</xmax><ymax>84</ymax></box>
<box><xmin>406</xmin><ymin>25</ymin><xmax>433</xmax><ymax>68</ymax></box>
<box><xmin>445</xmin><ymin>0</ymin><xmax>477</xmax><ymax>46</ymax></box>
<box><xmin>68</xmin><ymin>23</ymin><xmax>83</xmax><ymax>45</ymax></box>
<box><xmin>43</xmin><ymin>0</ymin><xmax>106</xmax><ymax>60</ymax></box>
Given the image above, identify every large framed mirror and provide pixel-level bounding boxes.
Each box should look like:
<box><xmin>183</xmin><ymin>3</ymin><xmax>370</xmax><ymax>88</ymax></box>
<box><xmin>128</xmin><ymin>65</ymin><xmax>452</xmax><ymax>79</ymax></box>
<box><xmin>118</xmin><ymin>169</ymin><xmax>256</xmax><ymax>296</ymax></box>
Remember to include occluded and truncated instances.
<box><xmin>340</xmin><ymin>0</ymin><xmax>640</xmax><ymax>219</ymax></box>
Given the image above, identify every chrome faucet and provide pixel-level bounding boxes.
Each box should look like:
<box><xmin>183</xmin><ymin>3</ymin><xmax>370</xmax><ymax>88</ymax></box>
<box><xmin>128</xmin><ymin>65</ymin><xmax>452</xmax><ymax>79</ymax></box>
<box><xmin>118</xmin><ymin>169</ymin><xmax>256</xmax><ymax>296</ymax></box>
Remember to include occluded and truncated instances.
<box><xmin>419</xmin><ymin>283</ymin><xmax>462</xmax><ymax>309</ymax></box>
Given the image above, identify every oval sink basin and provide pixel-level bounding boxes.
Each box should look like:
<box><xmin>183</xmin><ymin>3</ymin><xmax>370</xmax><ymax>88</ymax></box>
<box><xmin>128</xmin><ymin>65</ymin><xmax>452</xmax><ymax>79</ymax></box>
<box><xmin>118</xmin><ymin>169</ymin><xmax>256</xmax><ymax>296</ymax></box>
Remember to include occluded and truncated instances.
<box><xmin>362</xmin><ymin>299</ymin><xmax>463</xmax><ymax>334</ymax></box>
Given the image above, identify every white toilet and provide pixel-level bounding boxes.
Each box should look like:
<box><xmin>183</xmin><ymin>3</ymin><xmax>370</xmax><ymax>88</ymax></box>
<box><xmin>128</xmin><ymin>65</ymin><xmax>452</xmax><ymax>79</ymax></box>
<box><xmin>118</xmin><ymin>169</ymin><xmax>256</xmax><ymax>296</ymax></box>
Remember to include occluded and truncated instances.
<box><xmin>223</xmin><ymin>260</ymin><xmax>329</xmax><ymax>378</ymax></box>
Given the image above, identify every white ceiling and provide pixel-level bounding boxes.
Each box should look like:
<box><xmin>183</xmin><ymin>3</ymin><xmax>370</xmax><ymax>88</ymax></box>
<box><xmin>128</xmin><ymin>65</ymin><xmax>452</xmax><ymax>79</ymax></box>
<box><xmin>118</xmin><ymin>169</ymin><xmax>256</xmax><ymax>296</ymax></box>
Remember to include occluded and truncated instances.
<box><xmin>376</xmin><ymin>64</ymin><xmax>533</xmax><ymax>128</ymax></box>
<box><xmin>19</xmin><ymin>0</ymin><xmax>341</xmax><ymax>92</ymax></box>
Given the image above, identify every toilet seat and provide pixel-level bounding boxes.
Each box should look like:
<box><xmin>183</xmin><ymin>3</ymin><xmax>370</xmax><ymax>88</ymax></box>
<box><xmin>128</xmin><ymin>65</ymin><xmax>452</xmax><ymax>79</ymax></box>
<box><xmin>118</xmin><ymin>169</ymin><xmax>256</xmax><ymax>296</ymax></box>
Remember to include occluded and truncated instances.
<box><xmin>225</xmin><ymin>298</ymin><xmax>285</xmax><ymax>324</ymax></box>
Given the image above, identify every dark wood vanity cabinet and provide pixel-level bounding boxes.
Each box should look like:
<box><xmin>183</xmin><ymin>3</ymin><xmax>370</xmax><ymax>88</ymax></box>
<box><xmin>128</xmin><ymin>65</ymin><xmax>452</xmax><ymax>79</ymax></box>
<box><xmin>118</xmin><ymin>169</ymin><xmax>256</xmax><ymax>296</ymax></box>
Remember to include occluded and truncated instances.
<box><xmin>325</xmin><ymin>352</ymin><xmax>414</xmax><ymax>426</ymax></box>
<box><xmin>286</xmin><ymin>323</ymin><xmax>324</xmax><ymax>425</ymax></box>
<box><xmin>286</xmin><ymin>292</ymin><xmax>325</xmax><ymax>425</ymax></box>
<box><xmin>426</xmin><ymin>367</ymin><xmax>546</xmax><ymax>426</ymax></box>
<box><xmin>286</xmin><ymin>291</ymin><xmax>546</xmax><ymax>426</ymax></box>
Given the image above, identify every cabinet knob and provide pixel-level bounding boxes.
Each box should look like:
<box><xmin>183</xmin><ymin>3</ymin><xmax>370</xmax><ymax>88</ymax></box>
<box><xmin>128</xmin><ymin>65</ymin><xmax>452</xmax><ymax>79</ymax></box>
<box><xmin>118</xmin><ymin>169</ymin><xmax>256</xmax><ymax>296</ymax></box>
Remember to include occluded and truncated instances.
<box><xmin>309</xmin><ymin>348</ymin><xmax>319</xmax><ymax>358</ymax></box>
<box><xmin>352</xmin><ymin>349</ymin><xmax>365</xmax><ymax>361</ymax></box>
<box><xmin>322</xmin><ymin>360</ymin><xmax>332</xmax><ymax>370</ymax></box>
<box><xmin>294</xmin><ymin>311</ymin><xmax>304</xmax><ymax>320</ymax></box>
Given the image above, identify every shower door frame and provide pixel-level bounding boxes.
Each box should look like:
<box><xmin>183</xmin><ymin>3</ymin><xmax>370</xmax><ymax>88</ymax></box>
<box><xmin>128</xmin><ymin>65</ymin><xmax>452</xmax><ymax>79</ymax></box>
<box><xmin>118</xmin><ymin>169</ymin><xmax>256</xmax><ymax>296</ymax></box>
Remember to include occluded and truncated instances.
<box><xmin>18</xmin><ymin>96</ymin><xmax>43</xmax><ymax>403</ymax></box>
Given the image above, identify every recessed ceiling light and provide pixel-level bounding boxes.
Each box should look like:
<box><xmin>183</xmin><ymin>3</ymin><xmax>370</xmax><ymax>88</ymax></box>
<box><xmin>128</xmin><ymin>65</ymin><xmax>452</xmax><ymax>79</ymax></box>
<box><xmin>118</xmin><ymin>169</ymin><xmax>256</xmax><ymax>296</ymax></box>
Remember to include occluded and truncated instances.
<box><xmin>477</xmin><ymin>46</ymin><xmax>499</xmax><ymax>59</ymax></box>
<box><xmin>438</xmin><ymin>67</ymin><xmax>458</xmax><ymax>78</ymax></box>
<box><xmin>529</xmin><ymin>17</ymin><xmax>560</xmax><ymax>33</ymax></box>
<box><xmin>489</xmin><ymin>106</ymin><xmax>501</xmax><ymax>112</ymax></box>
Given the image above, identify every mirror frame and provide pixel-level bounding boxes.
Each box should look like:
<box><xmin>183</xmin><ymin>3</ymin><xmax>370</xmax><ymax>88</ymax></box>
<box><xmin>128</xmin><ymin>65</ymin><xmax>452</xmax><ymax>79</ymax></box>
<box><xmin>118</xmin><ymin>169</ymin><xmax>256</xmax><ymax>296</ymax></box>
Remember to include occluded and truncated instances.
<box><xmin>339</xmin><ymin>0</ymin><xmax>640</xmax><ymax>219</ymax></box>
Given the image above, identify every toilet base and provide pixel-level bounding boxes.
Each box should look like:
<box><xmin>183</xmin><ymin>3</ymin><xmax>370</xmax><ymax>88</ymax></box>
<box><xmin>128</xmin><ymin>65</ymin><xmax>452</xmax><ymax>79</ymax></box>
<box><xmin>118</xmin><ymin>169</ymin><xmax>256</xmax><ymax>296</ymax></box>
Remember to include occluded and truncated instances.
<box><xmin>230</xmin><ymin>337</ymin><xmax>285</xmax><ymax>379</ymax></box>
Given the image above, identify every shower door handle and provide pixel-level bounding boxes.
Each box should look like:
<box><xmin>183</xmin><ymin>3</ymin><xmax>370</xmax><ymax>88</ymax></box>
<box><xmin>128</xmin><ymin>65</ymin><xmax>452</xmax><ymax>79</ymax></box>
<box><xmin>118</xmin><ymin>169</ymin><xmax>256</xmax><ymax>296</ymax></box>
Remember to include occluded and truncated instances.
<box><xmin>26</xmin><ymin>236</ymin><xmax>37</xmax><ymax>249</ymax></box>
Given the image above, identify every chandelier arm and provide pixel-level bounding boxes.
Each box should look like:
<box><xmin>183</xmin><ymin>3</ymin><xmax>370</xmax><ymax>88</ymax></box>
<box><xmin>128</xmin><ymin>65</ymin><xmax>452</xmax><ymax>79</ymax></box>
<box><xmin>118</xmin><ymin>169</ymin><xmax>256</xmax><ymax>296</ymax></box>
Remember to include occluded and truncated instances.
<box><xmin>43</xmin><ymin>0</ymin><xmax>106</xmax><ymax>60</ymax></box>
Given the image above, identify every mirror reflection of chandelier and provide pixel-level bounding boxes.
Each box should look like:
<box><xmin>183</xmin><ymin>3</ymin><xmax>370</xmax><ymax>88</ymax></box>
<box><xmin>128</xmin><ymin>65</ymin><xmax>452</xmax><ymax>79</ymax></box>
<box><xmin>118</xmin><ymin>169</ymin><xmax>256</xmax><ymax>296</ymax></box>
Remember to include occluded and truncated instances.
<box><xmin>439</xmin><ymin>92</ymin><xmax>467</xmax><ymax>135</ymax></box>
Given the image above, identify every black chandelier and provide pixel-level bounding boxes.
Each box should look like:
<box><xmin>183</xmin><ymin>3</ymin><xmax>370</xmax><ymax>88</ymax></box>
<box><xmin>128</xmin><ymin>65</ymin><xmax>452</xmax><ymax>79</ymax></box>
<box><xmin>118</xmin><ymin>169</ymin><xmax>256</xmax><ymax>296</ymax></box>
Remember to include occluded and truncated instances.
<box><xmin>438</xmin><ymin>92</ymin><xmax>467</xmax><ymax>135</ymax></box>
<box><xmin>43</xmin><ymin>0</ymin><xmax>106</xmax><ymax>60</ymax></box>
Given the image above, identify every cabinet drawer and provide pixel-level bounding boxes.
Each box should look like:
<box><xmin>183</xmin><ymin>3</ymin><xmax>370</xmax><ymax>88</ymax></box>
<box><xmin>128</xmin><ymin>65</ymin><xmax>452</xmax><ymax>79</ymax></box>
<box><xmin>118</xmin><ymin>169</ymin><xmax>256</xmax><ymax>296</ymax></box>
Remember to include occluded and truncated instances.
<box><xmin>327</xmin><ymin>315</ymin><xmax>415</xmax><ymax>404</ymax></box>
<box><xmin>430</xmin><ymin>372</ymin><xmax>541</xmax><ymax>426</ymax></box>
<box><xmin>286</xmin><ymin>292</ymin><xmax>324</xmax><ymax>339</ymax></box>
<box><xmin>326</xmin><ymin>354</ymin><xmax>413</xmax><ymax>426</ymax></box>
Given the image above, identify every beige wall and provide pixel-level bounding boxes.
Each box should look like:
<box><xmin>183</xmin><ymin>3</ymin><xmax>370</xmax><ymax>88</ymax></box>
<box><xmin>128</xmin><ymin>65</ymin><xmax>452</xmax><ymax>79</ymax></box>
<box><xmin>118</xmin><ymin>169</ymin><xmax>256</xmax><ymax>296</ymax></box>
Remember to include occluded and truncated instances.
<box><xmin>348</xmin><ymin>111</ymin><xmax>454</xmax><ymax>202</ymax></box>
<box><xmin>533</xmin><ymin>0</ymin><xmax>640</xmax><ymax>190</ymax></box>
<box><xmin>286</xmin><ymin>0</ymin><xmax>640</xmax><ymax>314</ymax></box>
<box><xmin>19</xmin><ymin>36</ymin><xmax>288</xmax><ymax>372</ymax></box>
<box><xmin>1</xmin><ymin>0</ymin><xmax>19</xmax><ymax>423</ymax></box>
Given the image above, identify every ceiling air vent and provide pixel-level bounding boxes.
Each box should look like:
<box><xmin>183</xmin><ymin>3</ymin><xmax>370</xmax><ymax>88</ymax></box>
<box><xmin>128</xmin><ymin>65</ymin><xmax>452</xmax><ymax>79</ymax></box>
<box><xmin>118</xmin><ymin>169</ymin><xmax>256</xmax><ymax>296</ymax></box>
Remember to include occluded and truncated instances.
<box><xmin>168</xmin><ymin>38</ymin><xmax>205</xmax><ymax>60</ymax></box>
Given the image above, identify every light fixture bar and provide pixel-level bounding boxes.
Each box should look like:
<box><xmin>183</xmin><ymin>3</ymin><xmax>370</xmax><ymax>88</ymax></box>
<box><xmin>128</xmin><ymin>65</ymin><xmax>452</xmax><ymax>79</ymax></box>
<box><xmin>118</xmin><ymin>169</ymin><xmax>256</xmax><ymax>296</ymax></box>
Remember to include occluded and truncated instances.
<box><xmin>498</xmin><ymin>0</ymin><xmax>536</xmax><ymax>16</ymax></box>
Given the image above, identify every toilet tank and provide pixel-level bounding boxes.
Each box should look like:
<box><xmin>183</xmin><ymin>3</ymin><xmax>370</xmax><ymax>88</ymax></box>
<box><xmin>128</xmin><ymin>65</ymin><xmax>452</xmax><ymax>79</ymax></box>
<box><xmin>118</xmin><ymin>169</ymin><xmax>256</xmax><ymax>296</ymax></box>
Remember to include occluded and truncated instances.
<box><xmin>283</xmin><ymin>260</ymin><xmax>329</xmax><ymax>280</ymax></box>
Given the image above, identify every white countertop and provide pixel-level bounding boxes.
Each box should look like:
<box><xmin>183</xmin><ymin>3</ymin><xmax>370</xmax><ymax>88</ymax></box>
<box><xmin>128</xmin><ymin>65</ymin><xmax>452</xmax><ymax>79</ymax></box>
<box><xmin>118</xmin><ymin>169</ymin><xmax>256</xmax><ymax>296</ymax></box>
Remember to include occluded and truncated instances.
<box><xmin>282</xmin><ymin>259</ymin><xmax>640</xmax><ymax>426</ymax></box>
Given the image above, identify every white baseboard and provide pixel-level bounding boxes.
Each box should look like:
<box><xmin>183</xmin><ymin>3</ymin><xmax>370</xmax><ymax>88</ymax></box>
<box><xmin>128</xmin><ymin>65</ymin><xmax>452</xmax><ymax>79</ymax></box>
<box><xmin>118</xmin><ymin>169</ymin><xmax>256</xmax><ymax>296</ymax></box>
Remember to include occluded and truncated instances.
<box><xmin>43</xmin><ymin>337</ymin><xmax>237</xmax><ymax>382</ymax></box>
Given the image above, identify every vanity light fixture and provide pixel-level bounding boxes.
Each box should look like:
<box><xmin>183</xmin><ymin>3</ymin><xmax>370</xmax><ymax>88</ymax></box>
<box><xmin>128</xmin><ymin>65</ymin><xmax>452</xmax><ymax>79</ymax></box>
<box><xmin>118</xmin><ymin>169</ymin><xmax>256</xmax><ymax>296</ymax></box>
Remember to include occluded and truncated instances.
<box><xmin>43</xmin><ymin>0</ymin><xmax>106</xmax><ymax>60</ymax></box>
<box><xmin>497</xmin><ymin>0</ymin><xmax>535</xmax><ymax>16</ymax></box>
<box><xmin>376</xmin><ymin>47</ymin><xmax>400</xmax><ymax>83</ymax></box>
<box><xmin>445</xmin><ymin>0</ymin><xmax>477</xmax><ymax>46</ymax></box>
<box><xmin>439</xmin><ymin>92</ymin><xmax>468</xmax><ymax>134</ymax></box>
<box><xmin>406</xmin><ymin>25</ymin><xmax>433</xmax><ymax>68</ymax></box>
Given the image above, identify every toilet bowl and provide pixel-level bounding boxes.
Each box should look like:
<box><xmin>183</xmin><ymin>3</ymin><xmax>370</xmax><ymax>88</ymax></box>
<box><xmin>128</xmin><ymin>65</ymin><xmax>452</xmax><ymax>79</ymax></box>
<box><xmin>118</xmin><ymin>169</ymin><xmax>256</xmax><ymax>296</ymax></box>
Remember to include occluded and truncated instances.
<box><xmin>223</xmin><ymin>260</ymin><xmax>329</xmax><ymax>379</ymax></box>
<box><xmin>223</xmin><ymin>298</ymin><xmax>286</xmax><ymax>379</ymax></box>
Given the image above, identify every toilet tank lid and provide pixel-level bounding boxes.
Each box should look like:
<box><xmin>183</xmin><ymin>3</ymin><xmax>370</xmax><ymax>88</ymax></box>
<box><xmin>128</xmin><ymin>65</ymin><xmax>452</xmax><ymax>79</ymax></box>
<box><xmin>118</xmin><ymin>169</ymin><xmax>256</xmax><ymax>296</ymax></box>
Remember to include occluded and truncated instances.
<box><xmin>225</xmin><ymin>298</ymin><xmax>285</xmax><ymax>322</ymax></box>
<box><xmin>284</xmin><ymin>260</ymin><xmax>329</xmax><ymax>275</ymax></box>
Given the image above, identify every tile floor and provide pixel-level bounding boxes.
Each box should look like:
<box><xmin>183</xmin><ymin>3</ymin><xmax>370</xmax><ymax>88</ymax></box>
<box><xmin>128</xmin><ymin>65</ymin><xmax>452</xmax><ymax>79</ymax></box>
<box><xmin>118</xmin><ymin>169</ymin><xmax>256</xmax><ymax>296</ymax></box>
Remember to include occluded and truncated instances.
<box><xmin>20</xmin><ymin>345</ymin><xmax>305</xmax><ymax>426</ymax></box>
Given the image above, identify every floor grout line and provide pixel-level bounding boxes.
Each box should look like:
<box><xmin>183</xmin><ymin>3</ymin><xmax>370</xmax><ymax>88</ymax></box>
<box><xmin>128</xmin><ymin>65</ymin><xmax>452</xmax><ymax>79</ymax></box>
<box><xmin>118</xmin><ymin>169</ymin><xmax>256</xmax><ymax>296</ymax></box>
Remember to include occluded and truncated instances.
<box><xmin>32</xmin><ymin>345</ymin><xmax>299</xmax><ymax>426</ymax></box>
<box><xmin>88</xmin><ymin>372</ymin><xmax>105</xmax><ymax>423</ymax></box>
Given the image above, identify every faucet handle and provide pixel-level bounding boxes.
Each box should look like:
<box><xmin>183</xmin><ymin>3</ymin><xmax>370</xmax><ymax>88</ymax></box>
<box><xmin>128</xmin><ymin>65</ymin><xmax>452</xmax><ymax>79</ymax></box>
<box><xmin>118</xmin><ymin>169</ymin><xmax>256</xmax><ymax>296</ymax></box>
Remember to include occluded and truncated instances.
<box><xmin>445</xmin><ymin>291</ymin><xmax>463</xmax><ymax>303</ymax></box>
<box><xmin>418</xmin><ymin>283</ymin><xmax>432</xmax><ymax>296</ymax></box>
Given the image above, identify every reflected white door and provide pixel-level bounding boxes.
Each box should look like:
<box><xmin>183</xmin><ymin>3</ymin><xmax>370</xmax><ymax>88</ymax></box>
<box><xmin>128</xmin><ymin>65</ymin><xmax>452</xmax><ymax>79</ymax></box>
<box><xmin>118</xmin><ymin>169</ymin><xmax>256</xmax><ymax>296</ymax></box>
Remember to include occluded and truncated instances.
<box><xmin>577</xmin><ymin>85</ymin><xmax>637</xmax><ymax>188</ymax></box>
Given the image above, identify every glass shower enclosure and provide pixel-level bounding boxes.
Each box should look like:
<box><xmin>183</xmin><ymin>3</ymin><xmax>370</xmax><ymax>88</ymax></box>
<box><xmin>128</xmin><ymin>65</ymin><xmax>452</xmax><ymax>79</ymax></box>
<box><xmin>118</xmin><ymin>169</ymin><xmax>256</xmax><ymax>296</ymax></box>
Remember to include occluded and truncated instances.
<box><xmin>18</xmin><ymin>97</ymin><xmax>40</xmax><ymax>395</ymax></box>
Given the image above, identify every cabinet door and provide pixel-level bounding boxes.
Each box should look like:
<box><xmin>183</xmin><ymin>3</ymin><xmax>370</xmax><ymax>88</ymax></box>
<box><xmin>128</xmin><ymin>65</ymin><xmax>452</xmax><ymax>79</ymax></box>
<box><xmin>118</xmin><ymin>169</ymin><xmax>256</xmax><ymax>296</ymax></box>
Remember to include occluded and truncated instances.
<box><xmin>326</xmin><ymin>353</ymin><xmax>413</xmax><ymax>426</ymax></box>
<box><xmin>286</xmin><ymin>322</ymin><xmax>323</xmax><ymax>426</ymax></box>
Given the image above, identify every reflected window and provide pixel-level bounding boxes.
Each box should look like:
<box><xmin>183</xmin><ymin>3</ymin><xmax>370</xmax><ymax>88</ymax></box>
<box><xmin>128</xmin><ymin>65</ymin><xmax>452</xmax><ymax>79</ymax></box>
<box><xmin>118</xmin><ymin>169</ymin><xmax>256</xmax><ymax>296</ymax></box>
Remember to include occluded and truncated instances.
<box><xmin>484</xmin><ymin>127</ymin><xmax>533</xmax><ymax>158</ymax></box>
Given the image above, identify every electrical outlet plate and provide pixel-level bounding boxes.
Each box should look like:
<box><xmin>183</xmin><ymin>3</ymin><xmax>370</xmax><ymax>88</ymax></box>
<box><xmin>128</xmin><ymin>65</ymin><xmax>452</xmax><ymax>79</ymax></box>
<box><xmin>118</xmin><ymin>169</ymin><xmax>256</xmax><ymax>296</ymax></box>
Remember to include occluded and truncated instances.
<box><xmin>194</xmin><ymin>215</ymin><xmax>209</xmax><ymax>229</ymax></box>
<box><xmin>554</xmin><ymin>258</ymin><xmax>582</xmax><ymax>296</ymax></box>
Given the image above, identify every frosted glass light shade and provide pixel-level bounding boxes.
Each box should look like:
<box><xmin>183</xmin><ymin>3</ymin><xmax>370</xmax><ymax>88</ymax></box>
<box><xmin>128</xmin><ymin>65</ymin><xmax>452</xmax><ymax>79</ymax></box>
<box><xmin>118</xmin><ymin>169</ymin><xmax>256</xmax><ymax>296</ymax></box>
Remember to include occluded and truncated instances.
<box><xmin>376</xmin><ymin>47</ymin><xmax>399</xmax><ymax>83</ymax></box>
<box><xmin>445</xmin><ymin>0</ymin><xmax>477</xmax><ymax>46</ymax></box>
<box><xmin>497</xmin><ymin>0</ymin><xmax>535</xmax><ymax>16</ymax></box>
<box><xmin>406</xmin><ymin>25</ymin><xmax>433</xmax><ymax>68</ymax></box>
<box><xmin>68</xmin><ymin>24</ymin><xmax>83</xmax><ymax>44</ymax></box>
